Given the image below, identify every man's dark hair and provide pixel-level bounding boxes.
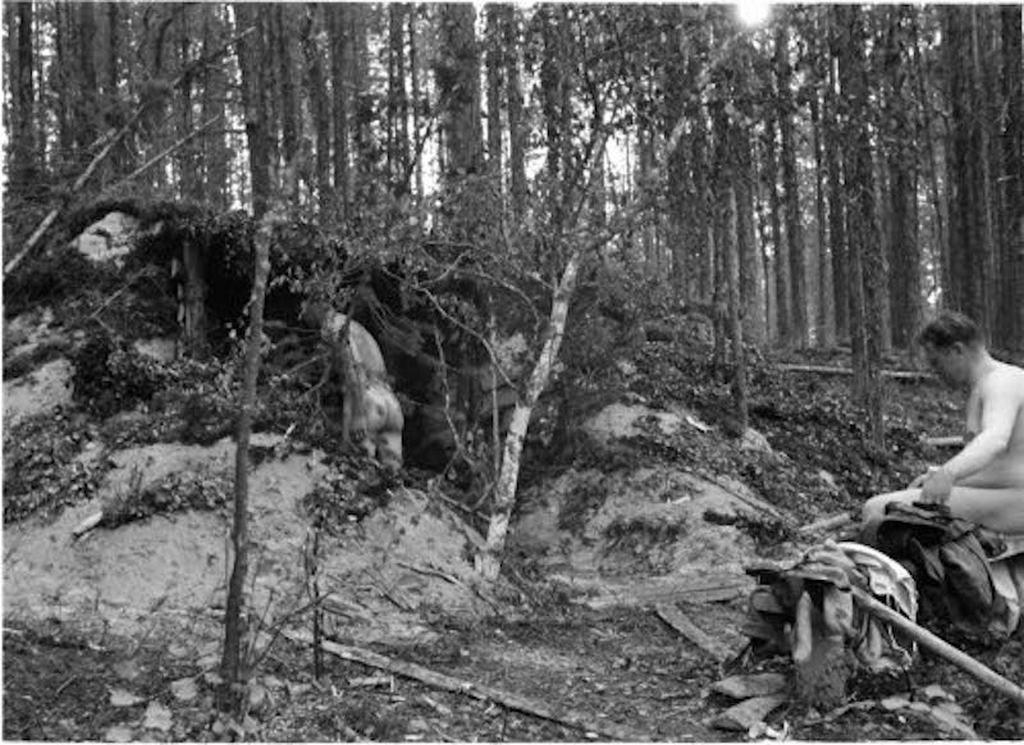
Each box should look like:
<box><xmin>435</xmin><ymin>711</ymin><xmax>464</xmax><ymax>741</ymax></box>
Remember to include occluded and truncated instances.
<box><xmin>917</xmin><ymin>310</ymin><xmax>984</xmax><ymax>349</ymax></box>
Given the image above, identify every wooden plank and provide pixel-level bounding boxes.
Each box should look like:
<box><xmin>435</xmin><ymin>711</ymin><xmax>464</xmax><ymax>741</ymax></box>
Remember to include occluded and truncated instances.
<box><xmin>285</xmin><ymin>631</ymin><xmax>651</xmax><ymax>742</ymax></box>
<box><xmin>655</xmin><ymin>603</ymin><xmax>732</xmax><ymax>662</ymax></box>
<box><xmin>570</xmin><ymin>576</ymin><xmax>752</xmax><ymax>610</ymax></box>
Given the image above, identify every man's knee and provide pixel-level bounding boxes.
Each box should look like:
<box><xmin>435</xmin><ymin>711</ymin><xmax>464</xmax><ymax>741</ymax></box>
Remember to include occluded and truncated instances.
<box><xmin>860</xmin><ymin>489</ymin><xmax>919</xmax><ymax>543</ymax></box>
<box><xmin>861</xmin><ymin>492</ymin><xmax>890</xmax><ymax>524</ymax></box>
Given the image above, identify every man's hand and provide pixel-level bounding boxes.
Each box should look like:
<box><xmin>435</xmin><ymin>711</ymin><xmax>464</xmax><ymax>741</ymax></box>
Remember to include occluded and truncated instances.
<box><xmin>915</xmin><ymin>465</ymin><xmax>954</xmax><ymax>504</ymax></box>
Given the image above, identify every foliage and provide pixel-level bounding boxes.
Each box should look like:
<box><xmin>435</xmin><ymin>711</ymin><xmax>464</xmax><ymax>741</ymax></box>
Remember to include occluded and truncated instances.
<box><xmin>302</xmin><ymin>456</ymin><xmax>400</xmax><ymax>532</ymax></box>
<box><xmin>2</xmin><ymin>242</ymin><xmax>117</xmax><ymax>319</ymax></box>
<box><xmin>633</xmin><ymin>345</ymin><xmax>928</xmax><ymax>505</ymax></box>
<box><xmin>70</xmin><ymin>328</ymin><xmax>169</xmax><ymax>419</ymax></box>
<box><xmin>98</xmin><ymin>470</ymin><xmax>232</xmax><ymax>530</ymax></box>
<box><xmin>2</xmin><ymin>408</ymin><xmax>109</xmax><ymax>524</ymax></box>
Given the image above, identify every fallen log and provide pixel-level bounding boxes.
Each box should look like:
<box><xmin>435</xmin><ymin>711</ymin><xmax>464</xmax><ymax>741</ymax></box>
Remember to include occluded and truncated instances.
<box><xmin>72</xmin><ymin>511</ymin><xmax>104</xmax><ymax>539</ymax></box>
<box><xmin>777</xmin><ymin>364</ymin><xmax>933</xmax><ymax>381</ymax></box>
<box><xmin>655</xmin><ymin>603</ymin><xmax>732</xmax><ymax>662</ymax></box>
<box><xmin>798</xmin><ymin>513</ymin><xmax>854</xmax><ymax>535</ymax></box>
<box><xmin>922</xmin><ymin>436</ymin><xmax>963</xmax><ymax>449</ymax></box>
<box><xmin>565</xmin><ymin>574</ymin><xmax>752</xmax><ymax>610</ymax></box>
<box><xmin>284</xmin><ymin>631</ymin><xmax>650</xmax><ymax>741</ymax></box>
<box><xmin>851</xmin><ymin>586</ymin><xmax>1024</xmax><ymax>706</ymax></box>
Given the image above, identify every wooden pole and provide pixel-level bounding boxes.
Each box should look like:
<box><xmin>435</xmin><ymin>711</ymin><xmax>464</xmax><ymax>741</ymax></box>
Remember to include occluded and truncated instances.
<box><xmin>851</xmin><ymin>586</ymin><xmax>1024</xmax><ymax>706</ymax></box>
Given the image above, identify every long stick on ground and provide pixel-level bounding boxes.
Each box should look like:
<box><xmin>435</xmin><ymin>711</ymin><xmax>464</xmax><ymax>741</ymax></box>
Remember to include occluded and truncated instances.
<box><xmin>851</xmin><ymin>586</ymin><xmax>1024</xmax><ymax>705</ymax></box>
<box><xmin>285</xmin><ymin>631</ymin><xmax>650</xmax><ymax>741</ymax></box>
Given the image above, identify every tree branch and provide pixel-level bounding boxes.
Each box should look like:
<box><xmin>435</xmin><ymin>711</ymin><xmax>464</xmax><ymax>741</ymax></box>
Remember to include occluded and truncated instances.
<box><xmin>285</xmin><ymin>631</ymin><xmax>651</xmax><ymax>741</ymax></box>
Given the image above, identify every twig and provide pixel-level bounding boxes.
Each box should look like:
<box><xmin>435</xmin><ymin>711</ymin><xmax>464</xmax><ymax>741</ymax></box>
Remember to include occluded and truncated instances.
<box><xmin>55</xmin><ymin>676</ymin><xmax>78</xmax><ymax>696</ymax></box>
<box><xmin>285</xmin><ymin>631</ymin><xmax>650</xmax><ymax>741</ymax></box>
<box><xmin>104</xmin><ymin>115</ymin><xmax>224</xmax><ymax>192</ymax></box>
<box><xmin>396</xmin><ymin>561</ymin><xmax>460</xmax><ymax>586</ymax></box>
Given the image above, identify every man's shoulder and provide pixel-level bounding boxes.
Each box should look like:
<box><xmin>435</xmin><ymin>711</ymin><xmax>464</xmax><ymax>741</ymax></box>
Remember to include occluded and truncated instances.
<box><xmin>987</xmin><ymin>362</ymin><xmax>1024</xmax><ymax>398</ymax></box>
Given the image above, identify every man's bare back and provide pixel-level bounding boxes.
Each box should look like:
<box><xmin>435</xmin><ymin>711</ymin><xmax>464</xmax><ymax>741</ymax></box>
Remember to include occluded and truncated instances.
<box><xmin>958</xmin><ymin>360</ymin><xmax>1024</xmax><ymax>489</ymax></box>
<box><xmin>950</xmin><ymin>360</ymin><xmax>1024</xmax><ymax>489</ymax></box>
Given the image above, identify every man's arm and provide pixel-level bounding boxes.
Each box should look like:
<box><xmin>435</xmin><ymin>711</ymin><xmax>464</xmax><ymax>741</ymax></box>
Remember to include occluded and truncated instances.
<box><xmin>919</xmin><ymin>372</ymin><xmax>1019</xmax><ymax>501</ymax></box>
<box><xmin>943</xmin><ymin>374</ymin><xmax>1018</xmax><ymax>481</ymax></box>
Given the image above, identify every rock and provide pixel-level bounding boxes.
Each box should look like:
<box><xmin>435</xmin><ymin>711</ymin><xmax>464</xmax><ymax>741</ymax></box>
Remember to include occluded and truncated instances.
<box><xmin>109</xmin><ymin>688</ymin><xmax>145</xmax><ymax>707</ymax></box>
<box><xmin>739</xmin><ymin>427</ymin><xmax>773</xmax><ymax>454</ymax></box>
<box><xmin>69</xmin><ymin>212</ymin><xmax>141</xmax><ymax>266</ymax></box>
<box><xmin>170</xmin><ymin>677</ymin><xmax>198</xmax><ymax>703</ymax></box>
<box><xmin>712</xmin><ymin>672</ymin><xmax>789</xmax><ymax>700</ymax></box>
<box><xmin>104</xmin><ymin>725</ymin><xmax>135</xmax><ymax>742</ymax></box>
<box><xmin>711</xmin><ymin>693</ymin><xmax>787</xmax><ymax>731</ymax></box>
<box><xmin>133</xmin><ymin>337</ymin><xmax>177</xmax><ymax>363</ymax></box>
<box><xmin>818</xmin><ymin>469</ymin><xmax>840</xmax><ymax>493</ymax></box>
<box><xmin>143</xmin><ymin>701</ymin><xmax>173</xmax><ymax>732</ymax></box>
<box><xmin>2</xmin><ymin>358</ymin><xmax>74</xmax><ymax>427</ymax></box>
<box><xmin>582</xmin><ymin>403</ymin><xmax>686</xmax><ymax>445</ymax></box>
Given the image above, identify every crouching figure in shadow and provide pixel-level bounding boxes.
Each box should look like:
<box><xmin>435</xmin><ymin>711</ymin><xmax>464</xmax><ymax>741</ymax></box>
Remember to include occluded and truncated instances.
<box><xmin>302</xmin><ymin>301</ymin><xmax>404</xmax><ymax>470</ymax></box>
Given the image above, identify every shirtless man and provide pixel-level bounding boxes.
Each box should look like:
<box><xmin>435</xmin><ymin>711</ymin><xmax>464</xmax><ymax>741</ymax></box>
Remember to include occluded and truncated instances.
<box><xmin>861</xmin><ymin>311</ymin><xmax>1024</xmax><ymax>542</ymax></box>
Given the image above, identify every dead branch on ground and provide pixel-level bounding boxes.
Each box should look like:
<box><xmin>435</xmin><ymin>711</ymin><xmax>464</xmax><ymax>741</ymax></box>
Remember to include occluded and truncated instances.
<box><xmin>285</xmin><ymin>631</ymin><xmax>651</xmax><ymax>741</ymax></box>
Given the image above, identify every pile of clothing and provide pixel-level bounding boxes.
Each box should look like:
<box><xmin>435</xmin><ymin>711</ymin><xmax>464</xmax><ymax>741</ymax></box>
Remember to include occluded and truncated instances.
<box><xmin>873</xmin><ymin>502</ymin><xmax>1022</xmax><ymax>637</ymax></box>
<box><xmin>742</xmin><ymin>503</ymin><xmax>1024</xmax><ymax>707</ymax></box>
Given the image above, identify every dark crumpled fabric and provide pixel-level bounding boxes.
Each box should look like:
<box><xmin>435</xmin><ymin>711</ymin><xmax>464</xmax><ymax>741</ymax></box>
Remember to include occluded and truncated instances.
<box><xmin>874</xmin><ymin>502</ymin><xmax>1003</xmax><ymax>631</ymax></box>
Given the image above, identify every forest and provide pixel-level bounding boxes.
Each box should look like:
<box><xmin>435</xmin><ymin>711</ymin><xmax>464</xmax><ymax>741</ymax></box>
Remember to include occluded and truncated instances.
<box><xmin>5</xmin><ymin>3</ymin><xmax>1022</xmax><ymax>350</ymax></box>
<box><xmin>3</xmin><ymin>2</ymin><xmax>1024</xmax><ymax>742</ymax></box>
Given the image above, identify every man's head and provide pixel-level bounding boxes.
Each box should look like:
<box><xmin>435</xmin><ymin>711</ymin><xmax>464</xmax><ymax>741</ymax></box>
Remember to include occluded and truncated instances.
<box><xmin>917</xmin><ymin>311</ymin><xmax>985</xmax><ymax>387</ymax></box>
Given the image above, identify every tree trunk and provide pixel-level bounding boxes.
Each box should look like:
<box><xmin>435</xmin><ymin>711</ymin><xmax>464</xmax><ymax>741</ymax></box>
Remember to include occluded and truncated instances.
<box><xmin>912</xmin><ymin>16</ymin><xmax>947</xmax><ymax>319</ymax></box>
<box><xmin>885</xmin><ymin>8</ymin><xmax>922</xmax><ymax>351</ymax></box>
<box><xmin>11</xmin><ymin>2</ymin><xmax>36</xmax><ymax>192</ymax></box>
<box><xmin>235</xmin><ymin>3</ymin><xmax>271</xmax><ymax>217</ymax></box>
<box><xmin>776</xmin><ymin>22</ymin><xmax>807</xmax><ymax>348</ymax></box>
<box><xmin>76</xmin><ymin>2</ymin><xmax>99</xmax><ymax>150</ymax></box>
<box><xmin>944</xmin><ymin>6</ymin><xmax>984</xmax><ymax>320</ymax></box>
<box><xmin>765</xmin><ymin>118</ymin><xmax>790</xmax><ymax>345</ymax></box>
<box><xmin>826</xmin><ymin>26</ymin><xmax>850</xmax><ymax>346</ymax></box>
<box><xmin>200</xmin><ymin>6</ymin><xmax>230</xmax><ymax>210</ymax></box>
<box><xmin>838</xmin><ymin>5</ymin><xmax>885</xmax><ymax>447</ymax></box>
<box><xmin>485</xmin><ymin>6</ymin><xmax>503</xmax><ymax>180</ymax></box>
<box><xmin>1001</xmin><ymin>5</ymin><xmax>1024</xmax><ymax>351</ymax></box>
<box><xmin>302</xmin><ymin>4</ymin><xmax>333</xmax><ymax>213</ymax></box>
<box><xmin>220</xmin><ymin>170</ymin><xmax>275</xmax><ymax>717</ymax></box>
<box><xmin>438</xmin><ymin>3</ymin><xmax>483</xmax><ymax>179</ymax></box>
<box><xmin>477</xmin><ymin>245</ymin><xmax>583</xmax><ymax>581</ymax></box>
<box><xmin>177</xmin><ymin>8</ymin><xmax>202</xmax><ymax>202</ymax></box>
<box><xmin>409</xmin><ymin>8</ymin><xmax>424</xmax><ymax>201</ymax></box>
<box><xmin>329</xmin><ymin>3</ymin><xmax>352</xmax><ymax>216</ymax></box>
<box><xmin>388</xmin><ymin>3</ymin><xmax>410</xmax><ymax>194</ymax></box>
<box><xmin>725</xmin><ymin>186</ymin><xmax>749</xmax><ymax>432</ymax></box>
<box><xmin>276</xmin><ymin>5</ymin><xmax>298</xmax><ymax>167</ymax></box>
<box><xmin>970</xmin><ymin>7</ymin><xmax>997</xmax><ymax>335</ymax></box>
<box><xmin>503</xmin><ymin>6</ymin><xmax>527</xmax><ymax>216</ymax></box>
<box><xmin>811</xmin><ymin>87</ymin><xmax>834</xmax><ymax>348</ymax></box>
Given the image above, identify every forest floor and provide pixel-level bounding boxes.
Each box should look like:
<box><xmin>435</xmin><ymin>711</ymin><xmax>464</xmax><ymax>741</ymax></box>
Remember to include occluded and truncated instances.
<box><xmin>4</xmin><ymin>314</ymin><xmax>1024</xmax><ymax>742</ymax></box>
